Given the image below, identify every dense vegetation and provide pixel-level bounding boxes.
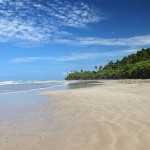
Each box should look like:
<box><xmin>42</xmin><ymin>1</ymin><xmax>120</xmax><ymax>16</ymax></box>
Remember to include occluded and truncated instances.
<box><xmin>65</xmin><ymin>48</ymin><xmax>150</xmax><ymax>80</ymax></box>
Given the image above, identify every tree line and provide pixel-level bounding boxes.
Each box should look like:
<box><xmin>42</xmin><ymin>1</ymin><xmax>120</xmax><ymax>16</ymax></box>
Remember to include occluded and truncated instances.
<box><xmin>65</xmin><ymin>48</ymin><xmax>150</xmax><ymax>80</ymax></box>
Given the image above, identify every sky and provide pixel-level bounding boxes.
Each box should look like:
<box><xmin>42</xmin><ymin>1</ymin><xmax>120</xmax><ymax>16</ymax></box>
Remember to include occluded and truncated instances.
<box><xmin>0</xmin><ymin>0</ymin><xmax>150</xmax><ymax>80</ymax></box>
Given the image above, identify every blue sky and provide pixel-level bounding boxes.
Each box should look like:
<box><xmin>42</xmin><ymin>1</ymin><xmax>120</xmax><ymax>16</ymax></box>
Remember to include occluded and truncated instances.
<box><xmin>0</xmin><ymin>0</ymin><xmax>150</xmax><ymax>80</ymax></box>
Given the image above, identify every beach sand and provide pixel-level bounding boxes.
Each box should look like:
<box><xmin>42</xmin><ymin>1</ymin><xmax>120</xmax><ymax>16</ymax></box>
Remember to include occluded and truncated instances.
<box><xmin>1</xmin><ymin>80</ymin><xmax>150</xmax><ymax>150</ymax></box>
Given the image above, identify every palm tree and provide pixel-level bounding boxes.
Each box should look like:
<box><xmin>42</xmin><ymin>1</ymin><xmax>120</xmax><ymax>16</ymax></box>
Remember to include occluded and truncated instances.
<box><xmin>94</xmin><ymin>66</ymin><xmax>98</xmax><ymax>71</ymax></box>
<box><xmin>99</xmin><ymin>65</ymin><xmax>102</xmax><ymax>71</ymax></box>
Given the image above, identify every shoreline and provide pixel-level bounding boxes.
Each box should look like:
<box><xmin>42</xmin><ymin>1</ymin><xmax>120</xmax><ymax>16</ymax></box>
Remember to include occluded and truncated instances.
<box><xmin>0</xmin><ymin>79</ymin><xmax>150</xmax><ymax>150</ymax></box>
<box><xmin>0</xmin><ymin>83</ymin><xmax>69</xmax><ymax>95</ymax></box>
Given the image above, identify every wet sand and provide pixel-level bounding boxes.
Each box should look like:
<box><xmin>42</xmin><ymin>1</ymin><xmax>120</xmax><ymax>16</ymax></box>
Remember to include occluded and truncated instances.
<box><xmin>43</xmin><ymin>80</ymin><xmax>150</xmax><ymax>150</ymax></box>
<box><xmin>0</xmin><ymin>80</ymin><xmax>150</xmax><ymax>150</ymax></box>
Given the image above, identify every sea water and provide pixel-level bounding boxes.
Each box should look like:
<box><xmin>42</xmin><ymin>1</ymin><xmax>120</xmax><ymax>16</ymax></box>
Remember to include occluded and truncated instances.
<box><xmin>0</xmin><ymin>80</ymin><xmax>73</xmax><ymax>95</ymax></box>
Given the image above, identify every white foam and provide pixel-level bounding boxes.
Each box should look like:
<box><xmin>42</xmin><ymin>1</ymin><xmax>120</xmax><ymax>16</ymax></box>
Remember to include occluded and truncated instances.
<box><xmin>0</xmin><ymin>80</ymin><xmax>67</xmax><ymax>86</ymax></box>
<box><xmin>0</xmin><ymin>80</ymin><xmax>76</xmax><ymax>95</ymax></box>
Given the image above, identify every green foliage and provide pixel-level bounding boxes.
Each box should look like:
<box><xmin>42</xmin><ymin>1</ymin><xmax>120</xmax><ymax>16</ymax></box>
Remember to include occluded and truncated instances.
<box><xmin>65</xmin><ymin>48</ymin><xmax>150</xmax><ymax>80</ymax></box>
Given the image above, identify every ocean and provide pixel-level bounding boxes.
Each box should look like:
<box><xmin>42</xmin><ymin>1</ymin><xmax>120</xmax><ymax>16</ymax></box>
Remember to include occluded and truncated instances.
<box><xmin>0</xmin><ymin>79</ymin><xmax>100</xmax><ymax>144</ymax></box>
<box><xmin>0</xmin><ymin>80</ymin><xmax>73</xmax><ymax>95</ymax></box>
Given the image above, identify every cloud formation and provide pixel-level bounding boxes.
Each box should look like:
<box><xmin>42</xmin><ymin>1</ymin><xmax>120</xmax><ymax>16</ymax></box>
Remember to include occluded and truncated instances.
<box><xmin>1</xmin><ymin>1</ymin><xmax>150</xmax><ymax>47</ymax></box>
<box><xmin>7</xmin><ymin>48</ymin><xmax>138</xmax><ymax>63</ymax></box>
<box><xmin>0</xmin><ymin>0</ymin><xmax>101</xmax><ymax>43</ymax></box>
<box><xmin>56</xmin><ymin>35</ymin><xmax>150</xmax><ymax>46</ymax></box>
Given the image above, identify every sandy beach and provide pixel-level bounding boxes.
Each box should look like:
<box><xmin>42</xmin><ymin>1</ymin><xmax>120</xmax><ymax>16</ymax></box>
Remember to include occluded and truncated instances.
<box><xmin>43</xmin><ymin>80</ymin><xmax>150</xmax><ymax>150</ymax></box>
<box><xmin>1</xmin><ymin>80</ymin><xmax>150</xmax><ymax>150</ymax></box>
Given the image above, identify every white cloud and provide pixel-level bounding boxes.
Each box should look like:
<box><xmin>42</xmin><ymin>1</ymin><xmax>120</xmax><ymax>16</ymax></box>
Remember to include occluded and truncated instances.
<box><xmin>1</xmin><ymin>0</ymin><xmax>149</xmax><ymax>47</ymax></box>
<box><xmin>8</xmin><ymin>57</ymin><xmax>43</xmax><ymax>63</ymax></box>
<box><xmin>7</xmin><ymin>48</ymin><xmax>138</xmax><ymax>63</ymax></box>
<box><xmin>79</xmin><ymin>35</ymin><xmax>150</xmax><ymax>46</ymax></box>
<box><xmin>48</xmin><ymin>49</ymin><xmax>138</xmax><ymax>61</ymax></box>
<box><xmin>55</xmin><ymin>35</ymin><xmax>150</xmax><ymax>46</ymax></box>
<box><xmin>0</xmin><ymin>0</ymin><xmax>4</xmax><ymax>3</ymax></box>
<box><xmin>0</xmin><ymin>0</ymin><xmax>102</xmax><ymax>44</ymax></box>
